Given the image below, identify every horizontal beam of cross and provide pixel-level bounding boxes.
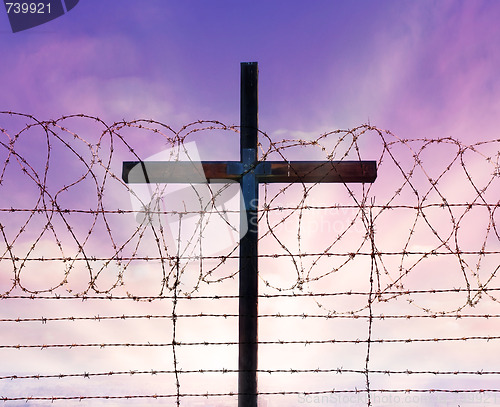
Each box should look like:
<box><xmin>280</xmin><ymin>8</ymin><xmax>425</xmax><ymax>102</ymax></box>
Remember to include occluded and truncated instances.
<box><xmin>122</xmin><ymin>160</ymin><xmax>377</xmax><ymax>184</ymax></box>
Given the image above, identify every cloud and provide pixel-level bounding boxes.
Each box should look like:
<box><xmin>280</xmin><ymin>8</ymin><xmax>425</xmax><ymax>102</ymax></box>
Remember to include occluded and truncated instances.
<box><xmin>1</xmin><ymin>34</ymin><xmax>186</xmax><ymax>125</ymax></box>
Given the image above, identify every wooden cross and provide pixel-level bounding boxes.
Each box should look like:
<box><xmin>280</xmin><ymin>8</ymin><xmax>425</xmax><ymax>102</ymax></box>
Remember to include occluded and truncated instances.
<box><xmin>122</xmin><ymin>62</ymin><xmax>377</xmax><ymax>407</ymax></box>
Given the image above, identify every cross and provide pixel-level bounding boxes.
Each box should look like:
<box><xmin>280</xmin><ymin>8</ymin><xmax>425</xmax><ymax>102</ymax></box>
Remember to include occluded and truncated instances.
<box><xmin>122</xmin><ymin>62</ymin><xmax>377</xmax><ymax>407</ymax></box>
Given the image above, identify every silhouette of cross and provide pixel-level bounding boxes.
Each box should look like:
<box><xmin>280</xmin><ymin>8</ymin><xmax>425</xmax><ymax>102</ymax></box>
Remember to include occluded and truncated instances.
<box><xmin>122</xmin><ymin>62</ymin><xmax>377</xmax><ymax>407</ymax></box>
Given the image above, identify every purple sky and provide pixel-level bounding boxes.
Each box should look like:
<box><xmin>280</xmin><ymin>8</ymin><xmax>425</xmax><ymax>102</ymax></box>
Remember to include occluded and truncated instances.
<box><xmin>2</xmin><ymin>1</ymin><xmax>500</xmax><ymax>140</ymax></box>
<box><xmin>1</xmin><ymin>1</ymin><xmax>500</xmax><ymax>406</ymax></box>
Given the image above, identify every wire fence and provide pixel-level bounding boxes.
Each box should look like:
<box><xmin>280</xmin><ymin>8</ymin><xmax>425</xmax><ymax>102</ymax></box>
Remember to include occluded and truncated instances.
<box><xmin>1</xmin><ymin>111</ymin><xmax>499</xmax><ymax>406</ymax></box>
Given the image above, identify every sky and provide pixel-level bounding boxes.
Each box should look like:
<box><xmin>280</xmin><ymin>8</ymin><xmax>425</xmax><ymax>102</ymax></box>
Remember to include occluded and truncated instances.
<box><xmin>1</xmin><ymin>1</ymin><xmax>500</xmax><ymax>406</ymax></box>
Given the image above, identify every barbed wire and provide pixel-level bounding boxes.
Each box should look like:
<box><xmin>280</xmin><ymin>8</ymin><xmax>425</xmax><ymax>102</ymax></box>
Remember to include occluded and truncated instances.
<box><xmin>1</xmin><ymin>111</ymin><xmax>499</xmax><ymax>404</ymax></box>
<box><xmin>2</xmin><ymin>367</ymin><xmax>500</xmax><ymax>382</ymax></box>
<box><xmin>1</xmin><ymin>388</ymin><xmax>500</xmax><ymax>404</ymax></box>
<box><xmin>1</xmin><ymin>334</ymin><xmax>500</xmax><ymax>350</ymax></box>
<box><xmin>2</xmin><ymin>286</ymin><xmax>500</xmax><ymax>302</ymax></box>
<box><xmin>4</xmin><ymin>311</ymin><xmax>500</xmax><ymax>324</ymax></box>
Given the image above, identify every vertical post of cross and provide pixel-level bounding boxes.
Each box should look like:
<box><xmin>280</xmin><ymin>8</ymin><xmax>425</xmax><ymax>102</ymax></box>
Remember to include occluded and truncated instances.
<box><xmin>239</xmin><ymin>62</ymin><xmax>259</xmax><ymax>407</ymax></box>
